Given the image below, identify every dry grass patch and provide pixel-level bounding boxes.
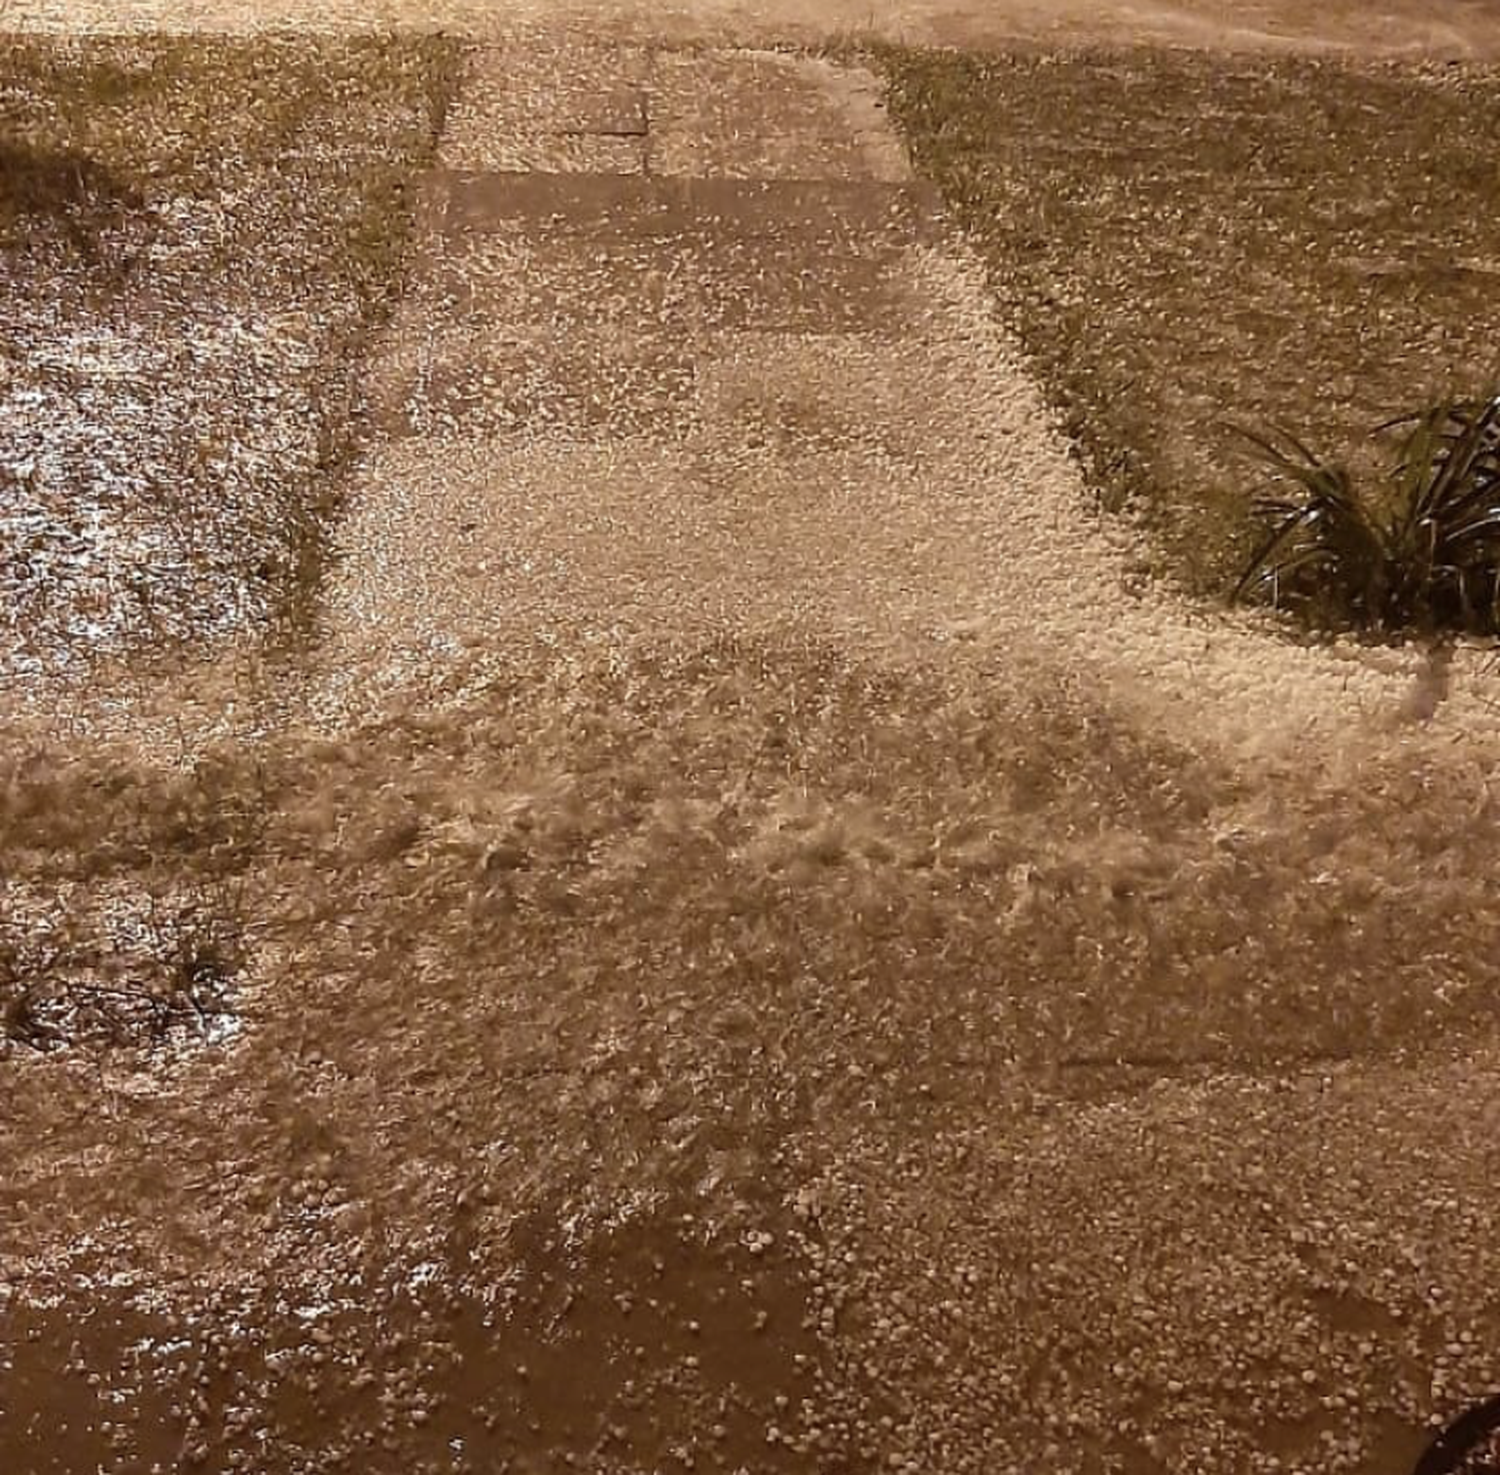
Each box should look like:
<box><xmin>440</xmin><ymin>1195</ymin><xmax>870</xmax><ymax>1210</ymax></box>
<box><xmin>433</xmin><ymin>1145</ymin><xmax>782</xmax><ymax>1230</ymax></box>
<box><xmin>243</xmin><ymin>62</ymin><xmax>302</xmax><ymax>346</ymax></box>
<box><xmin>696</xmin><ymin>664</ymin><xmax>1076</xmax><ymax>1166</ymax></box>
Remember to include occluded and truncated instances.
<box><xmin>877</xmin><ymin>47</ymin><xmax>1500</xmax><ymax>604</ymax></box>
<box><xmin>0</xmin><ymin>32</ymin><xmax>463</xmax><ymax>680</ymax></box>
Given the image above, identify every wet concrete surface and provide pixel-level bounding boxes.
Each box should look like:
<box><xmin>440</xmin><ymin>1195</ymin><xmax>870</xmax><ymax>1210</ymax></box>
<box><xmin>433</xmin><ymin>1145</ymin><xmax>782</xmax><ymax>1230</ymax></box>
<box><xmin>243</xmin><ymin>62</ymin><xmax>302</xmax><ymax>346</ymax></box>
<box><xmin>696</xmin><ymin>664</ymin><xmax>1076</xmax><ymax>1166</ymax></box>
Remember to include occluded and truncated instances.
<box><xmin>3</xmin><ymin>1212</ymin><xmax>827</xmax><ymax>1475</ymax></box>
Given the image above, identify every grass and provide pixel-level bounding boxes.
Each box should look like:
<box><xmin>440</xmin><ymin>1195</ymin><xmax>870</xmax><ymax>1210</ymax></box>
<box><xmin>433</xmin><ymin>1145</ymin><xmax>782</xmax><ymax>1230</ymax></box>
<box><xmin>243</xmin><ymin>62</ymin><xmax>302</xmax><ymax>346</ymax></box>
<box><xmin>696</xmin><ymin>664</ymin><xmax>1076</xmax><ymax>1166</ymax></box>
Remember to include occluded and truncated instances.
<box><xmin>0</xmin><ymin>33</ymin><xmax>457</xmax><ymax>289</ymax></box>
<box><xmin>0</xmin><ymin>31</ymin><xmax>464</xmax><ymax>675</ymax></box>
<box><xmin>0</xmin><ymin>139</ymin><xmax>146</xmax><ymax>280</ymax></box>
<box><xmin>875</xmin><ymin>47</ymin><xmax>1500</xmax><ymax>604</ymax></box>
<box><xmin>0</xmin><ymin>889</ymin><xmax>246</xmax><ymax>1051</ymax></box>
<box><xmin>0</xmin><ymin>715</ymin><xmax>270</xmax><ymax>1051</ymax></box>
<box><xmin>0</xmin><ymin>28</ymin><xmax>469</xmax><ymax>1037</ymax></box>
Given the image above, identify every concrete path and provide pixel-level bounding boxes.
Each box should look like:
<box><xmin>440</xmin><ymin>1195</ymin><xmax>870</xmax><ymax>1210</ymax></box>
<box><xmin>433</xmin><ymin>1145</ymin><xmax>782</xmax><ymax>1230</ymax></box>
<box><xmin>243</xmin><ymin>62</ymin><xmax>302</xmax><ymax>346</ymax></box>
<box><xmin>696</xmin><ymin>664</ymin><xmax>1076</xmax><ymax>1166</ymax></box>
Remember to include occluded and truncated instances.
<box><xmin>307</xmin><ymin>43</ymin><xmax>1500</xmax><ymax>773</ymax></box>
<box><xmin>5</xmin><ymin>19</ymin><xmax>1500</xmax><ymax>1475</ymax></box>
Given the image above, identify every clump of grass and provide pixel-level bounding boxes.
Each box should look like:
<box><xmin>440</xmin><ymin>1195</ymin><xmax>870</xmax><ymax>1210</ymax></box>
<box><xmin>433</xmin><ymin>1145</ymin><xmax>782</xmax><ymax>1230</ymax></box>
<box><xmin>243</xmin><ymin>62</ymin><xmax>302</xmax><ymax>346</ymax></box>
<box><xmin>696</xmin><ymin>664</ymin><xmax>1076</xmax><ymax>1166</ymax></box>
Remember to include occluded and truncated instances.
<box><xmin>0</xmin><ymin>139</ymin><xmax>148</xmax><ymax>278</ymax></box>
<box><xmin>0</xmin><ymin>895</ymin><xmax>244</xmax><ymax>1052</ymax></box>
<box><xmin>0</xmin><ymin>732</ymin><xmax>272</xmax><ymax>1053</ymax></box>
<box><xmin>1231</xmin><ymin>390</ymin><xmax>1500</xmax><ymax>636</ymax></box>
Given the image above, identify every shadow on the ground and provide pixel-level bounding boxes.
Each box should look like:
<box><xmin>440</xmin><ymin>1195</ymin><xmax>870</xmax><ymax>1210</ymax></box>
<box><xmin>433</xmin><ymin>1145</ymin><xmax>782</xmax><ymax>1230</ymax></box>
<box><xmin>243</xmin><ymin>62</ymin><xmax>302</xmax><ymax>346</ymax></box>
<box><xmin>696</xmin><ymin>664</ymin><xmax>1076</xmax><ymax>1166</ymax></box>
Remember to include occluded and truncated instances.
<box><xmin>0</xmin><ymin>138</ymin><xmax>148</xmax><ymax>275</ymax></box>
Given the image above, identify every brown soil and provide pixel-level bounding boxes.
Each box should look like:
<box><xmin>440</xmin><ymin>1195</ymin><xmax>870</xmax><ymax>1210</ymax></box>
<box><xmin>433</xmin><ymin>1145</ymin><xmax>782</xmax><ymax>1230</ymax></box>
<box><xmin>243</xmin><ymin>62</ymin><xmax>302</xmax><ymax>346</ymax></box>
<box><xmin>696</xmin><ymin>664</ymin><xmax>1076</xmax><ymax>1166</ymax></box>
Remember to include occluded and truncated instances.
<box><xmin>0</xmin><ymin>140</ymin><xmax>146</xmax><ymax>272</ymax></box>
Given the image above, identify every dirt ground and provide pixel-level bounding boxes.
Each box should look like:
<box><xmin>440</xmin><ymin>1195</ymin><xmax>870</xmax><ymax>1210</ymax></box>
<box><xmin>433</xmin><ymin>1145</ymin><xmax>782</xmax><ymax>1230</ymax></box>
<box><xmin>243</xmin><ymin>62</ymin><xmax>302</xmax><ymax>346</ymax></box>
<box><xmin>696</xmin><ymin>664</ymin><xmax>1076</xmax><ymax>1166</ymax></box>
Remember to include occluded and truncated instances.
<box><xmin>4</xmin><ymin>11</ymin><xmax>1500</xmax><ymax>1475</ymax></box>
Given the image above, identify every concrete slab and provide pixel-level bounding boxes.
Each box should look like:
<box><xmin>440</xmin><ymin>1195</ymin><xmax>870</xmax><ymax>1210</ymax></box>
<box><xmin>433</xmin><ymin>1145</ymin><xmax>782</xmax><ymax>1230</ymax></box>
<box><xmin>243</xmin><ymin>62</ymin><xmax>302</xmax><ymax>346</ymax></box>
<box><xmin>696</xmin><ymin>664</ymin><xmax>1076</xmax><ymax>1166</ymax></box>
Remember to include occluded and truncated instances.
<box><xmin>688</xmin><ymin>330</ymin><xmax>934</xmax><ymax>462</ymax></box>
<box><xmin>418</xmin><ymin>227</ymin><xmax>921</xmax><ymax>335</ymax></box>
<box><xmin>440</xmin><ymin>43</ymin><xmax>651</xmax><ymax>172</ymax></box>
<box><xmin>364</xmin><ymin>324</ymin><xmax>696</xmax><ymax>438</ymax></box>
<box><xmin>316</xmin><ymin>433</ymin><xmax>969</xmax><ymax>677</ymax></box>
<box><xmin>363</xmin><ymin>288</ymin><xmax>936</xmax><ymax>449</ymax></box>
<box><xmin>649</xmin><ymin>49</ymin><xmax>913</xmax><ymax>181</ymax></box>
<box><xmin>429</xmin><ymin>170</ymin><xmax>943</xmax><ymax>244</ymax></box>
<box><xmin>445</xmin><ymin>131</ymin><xmax>646</xmax><ymax>173</ymax></box>
<box><xmin>446</xmin><ymin>42</ymin><xmax>651</xmax><ymax>126</ymax></box>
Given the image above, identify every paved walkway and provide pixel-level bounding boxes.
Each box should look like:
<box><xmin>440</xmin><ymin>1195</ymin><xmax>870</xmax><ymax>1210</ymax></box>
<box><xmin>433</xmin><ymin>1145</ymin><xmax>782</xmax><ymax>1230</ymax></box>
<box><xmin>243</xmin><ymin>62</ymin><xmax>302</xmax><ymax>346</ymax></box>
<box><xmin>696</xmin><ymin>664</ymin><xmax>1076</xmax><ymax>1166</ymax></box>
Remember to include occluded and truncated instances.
<box><xmin>308</xmin><ymin>43</ymin><xmax>1500</xmax><ymax>772</ymax></box>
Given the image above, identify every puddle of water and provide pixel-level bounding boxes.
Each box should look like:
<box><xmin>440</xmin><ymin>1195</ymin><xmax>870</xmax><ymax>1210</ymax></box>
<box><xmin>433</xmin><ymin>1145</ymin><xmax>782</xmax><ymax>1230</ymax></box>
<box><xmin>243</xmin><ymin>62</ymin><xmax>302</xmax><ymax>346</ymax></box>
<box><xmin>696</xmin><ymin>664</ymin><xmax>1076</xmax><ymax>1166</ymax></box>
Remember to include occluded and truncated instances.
<box><xmin>0</xmin><ymin>1289</ymin><xmax>192</xmax><ymax>1474</ymax></box>
<box><xmin>0</xmin><ymin>1206</ymin><xmax>828</xmax><ymax>1474</ymax></box>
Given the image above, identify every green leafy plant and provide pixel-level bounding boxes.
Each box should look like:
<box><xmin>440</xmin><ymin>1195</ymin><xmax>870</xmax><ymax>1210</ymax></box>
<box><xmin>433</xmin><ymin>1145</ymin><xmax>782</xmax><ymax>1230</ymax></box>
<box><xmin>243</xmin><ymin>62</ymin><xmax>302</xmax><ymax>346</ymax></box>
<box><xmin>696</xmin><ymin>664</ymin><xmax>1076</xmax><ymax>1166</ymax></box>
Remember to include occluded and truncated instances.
<box><xmin>1231</xmin><ymin>390</ymin><xmax>1500</xmax><ymax>635</ymax></box>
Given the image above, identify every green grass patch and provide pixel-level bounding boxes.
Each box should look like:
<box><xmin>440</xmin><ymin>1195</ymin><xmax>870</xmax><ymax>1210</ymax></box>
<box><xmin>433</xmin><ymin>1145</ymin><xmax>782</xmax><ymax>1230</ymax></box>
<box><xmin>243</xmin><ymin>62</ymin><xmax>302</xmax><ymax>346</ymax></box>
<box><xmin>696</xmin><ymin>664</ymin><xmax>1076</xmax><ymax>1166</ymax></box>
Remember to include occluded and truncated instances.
<box><xmin>0</xmin><ymin>31</ymin><xmax>465</xmax><ymax>672</ymax></box>
<box><xmin>876</xmin><ymin>47</ymin><xmax>1500</xmax><ymax>602</ymax></box>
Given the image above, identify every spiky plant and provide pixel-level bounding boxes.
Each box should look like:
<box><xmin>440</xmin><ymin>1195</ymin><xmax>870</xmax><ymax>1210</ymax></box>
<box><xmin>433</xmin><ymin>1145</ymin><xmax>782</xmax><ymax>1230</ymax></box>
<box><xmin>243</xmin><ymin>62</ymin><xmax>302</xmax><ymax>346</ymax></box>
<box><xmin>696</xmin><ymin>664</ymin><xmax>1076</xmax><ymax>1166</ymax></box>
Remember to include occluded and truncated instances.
<box><xmin>1231</xmin><ymin>391</ymin><xmax>1500</xmax><ymax>635</ymax></box>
